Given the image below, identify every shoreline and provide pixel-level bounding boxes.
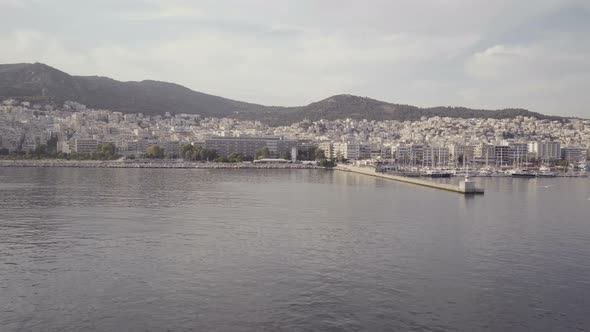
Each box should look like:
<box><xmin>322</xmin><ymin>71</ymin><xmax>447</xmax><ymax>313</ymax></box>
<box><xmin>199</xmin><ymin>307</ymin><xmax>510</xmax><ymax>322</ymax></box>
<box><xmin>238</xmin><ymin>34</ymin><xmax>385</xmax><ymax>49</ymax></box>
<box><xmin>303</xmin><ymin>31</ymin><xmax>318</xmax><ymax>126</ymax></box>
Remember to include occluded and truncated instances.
<box><xmin>1</xmin><ymin>160</ymin><xmax>585</xmax><ymax>177</ymax></box>
<box><xmin>0</xmin><ymin>159</ymin><xmax>326</xmax><ymax>169</ymax></box>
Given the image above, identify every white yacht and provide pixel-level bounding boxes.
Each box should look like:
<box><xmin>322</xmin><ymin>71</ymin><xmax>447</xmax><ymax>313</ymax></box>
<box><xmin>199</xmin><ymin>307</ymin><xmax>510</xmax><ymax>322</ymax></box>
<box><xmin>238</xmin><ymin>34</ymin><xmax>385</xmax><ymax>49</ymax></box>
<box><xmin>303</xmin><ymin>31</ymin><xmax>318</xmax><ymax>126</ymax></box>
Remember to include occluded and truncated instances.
<box><xmin>536</xmin><ymin>165</ymin><xmax>557</xmax><ymax>178</ymax></box>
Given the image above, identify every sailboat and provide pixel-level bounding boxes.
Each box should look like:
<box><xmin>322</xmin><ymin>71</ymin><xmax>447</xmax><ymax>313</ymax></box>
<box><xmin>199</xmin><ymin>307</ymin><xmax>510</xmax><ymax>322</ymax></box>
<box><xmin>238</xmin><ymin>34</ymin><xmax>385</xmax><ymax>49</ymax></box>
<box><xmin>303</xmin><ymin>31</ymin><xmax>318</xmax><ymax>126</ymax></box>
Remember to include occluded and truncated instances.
<box><xmin>510</xmin><ymin>150</ymin><xmax>535</xmax><ymax>178</ymax></box>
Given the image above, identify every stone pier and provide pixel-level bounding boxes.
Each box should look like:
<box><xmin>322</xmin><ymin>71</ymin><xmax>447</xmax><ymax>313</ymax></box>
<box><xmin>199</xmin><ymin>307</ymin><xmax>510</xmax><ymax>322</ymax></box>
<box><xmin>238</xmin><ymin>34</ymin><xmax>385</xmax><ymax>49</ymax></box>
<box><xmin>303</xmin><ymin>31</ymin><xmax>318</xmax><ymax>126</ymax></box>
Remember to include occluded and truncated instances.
<box><xmin>337</xmin><ymin>165</ymin><xmax>484</xmax><ymax>195</ymax></box>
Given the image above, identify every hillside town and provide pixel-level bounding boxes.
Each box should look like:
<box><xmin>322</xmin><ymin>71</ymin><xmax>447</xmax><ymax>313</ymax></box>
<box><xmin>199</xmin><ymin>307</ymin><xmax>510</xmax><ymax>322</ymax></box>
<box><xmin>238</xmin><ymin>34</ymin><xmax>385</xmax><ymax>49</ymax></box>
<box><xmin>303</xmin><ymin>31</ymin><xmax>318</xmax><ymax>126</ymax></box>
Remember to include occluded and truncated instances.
<box><xmin>1</xmin><ymin>99</ymin><xmax>589</xmax><ymax>175</ymax></box>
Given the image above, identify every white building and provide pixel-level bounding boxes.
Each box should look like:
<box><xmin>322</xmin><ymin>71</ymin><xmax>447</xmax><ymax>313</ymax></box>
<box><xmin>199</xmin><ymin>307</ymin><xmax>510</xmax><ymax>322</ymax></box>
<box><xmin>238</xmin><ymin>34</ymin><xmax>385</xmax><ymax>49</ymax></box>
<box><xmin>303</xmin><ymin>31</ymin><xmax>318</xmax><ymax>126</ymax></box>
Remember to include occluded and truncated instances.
<box><xmin>529</xmin><ymin>141</ymin><xmax>561</xmax><ymax>160</ymax></box>
<box><xmin>332</xmin><ymin>142</ymin><xmax>371</xmax><ymax>160</ymax></box>
<box><xmin>318</xmin><ymin>142</ymin><xmax>335</xmax><ymax>160</ymax></box>
<box><xmin>393</xmin><ymin>143</ymin><xmax>424</xmax><ymax>165</ymax></box>
<box><xmin>57</xmin><ymin>140</ymin><xmax>71</xmax><ymax>154</ymax></box>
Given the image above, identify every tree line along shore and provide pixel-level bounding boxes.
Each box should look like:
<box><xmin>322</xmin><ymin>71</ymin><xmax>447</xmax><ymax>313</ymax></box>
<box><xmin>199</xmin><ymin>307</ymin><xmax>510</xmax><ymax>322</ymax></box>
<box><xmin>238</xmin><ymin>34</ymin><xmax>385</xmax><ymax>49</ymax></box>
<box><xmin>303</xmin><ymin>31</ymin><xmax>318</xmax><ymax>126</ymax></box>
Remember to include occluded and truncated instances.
<box><xmin>0</xmin><ymin>141</ymin><xmax>336</xmax><ymax>167</ymax></box>
<box><xmin>0</xmin><ymin>159</ymin><xmax>332</xmax><ymax>169</ymax></box>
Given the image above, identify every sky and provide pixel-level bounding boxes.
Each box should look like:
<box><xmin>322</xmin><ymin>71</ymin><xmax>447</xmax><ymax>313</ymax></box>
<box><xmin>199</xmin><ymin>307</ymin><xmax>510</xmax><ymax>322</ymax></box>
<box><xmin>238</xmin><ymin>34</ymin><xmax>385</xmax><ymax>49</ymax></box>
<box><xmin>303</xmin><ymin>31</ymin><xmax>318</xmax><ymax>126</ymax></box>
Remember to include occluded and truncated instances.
<box><xmin>1</xmin><ymin>0</ymin><xmax>589</xmax><ymax>118</ymax></box>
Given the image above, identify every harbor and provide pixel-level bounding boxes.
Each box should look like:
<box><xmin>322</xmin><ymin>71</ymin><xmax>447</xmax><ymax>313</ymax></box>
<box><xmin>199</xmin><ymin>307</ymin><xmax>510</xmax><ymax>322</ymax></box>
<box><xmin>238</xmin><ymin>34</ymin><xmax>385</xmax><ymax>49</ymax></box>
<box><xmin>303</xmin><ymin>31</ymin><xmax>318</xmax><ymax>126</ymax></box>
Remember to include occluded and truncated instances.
<box><xmin>337</xmin><ymin>164</ymin><xmax>485</xmax><ymax>195</ymax></box>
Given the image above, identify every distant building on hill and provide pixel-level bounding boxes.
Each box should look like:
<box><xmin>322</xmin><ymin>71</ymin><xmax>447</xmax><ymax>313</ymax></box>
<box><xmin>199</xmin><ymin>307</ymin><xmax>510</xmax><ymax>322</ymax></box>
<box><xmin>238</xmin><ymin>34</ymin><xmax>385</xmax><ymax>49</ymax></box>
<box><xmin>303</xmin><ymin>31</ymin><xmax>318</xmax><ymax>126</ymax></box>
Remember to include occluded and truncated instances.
<box><xmin>74</xmin><ymin>139</ymin><xmax>98</xmax><ymax>154</ymax></box>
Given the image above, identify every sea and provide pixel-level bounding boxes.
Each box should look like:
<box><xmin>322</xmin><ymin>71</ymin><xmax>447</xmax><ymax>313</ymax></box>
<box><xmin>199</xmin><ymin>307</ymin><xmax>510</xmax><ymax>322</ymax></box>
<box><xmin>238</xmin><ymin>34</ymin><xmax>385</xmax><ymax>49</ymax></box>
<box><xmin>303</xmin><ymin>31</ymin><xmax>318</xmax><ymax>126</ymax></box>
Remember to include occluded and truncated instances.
<box><xmin>1</xmin><ymin>168</ymin><xmax>589</xmax><ymax>331</ymax></box>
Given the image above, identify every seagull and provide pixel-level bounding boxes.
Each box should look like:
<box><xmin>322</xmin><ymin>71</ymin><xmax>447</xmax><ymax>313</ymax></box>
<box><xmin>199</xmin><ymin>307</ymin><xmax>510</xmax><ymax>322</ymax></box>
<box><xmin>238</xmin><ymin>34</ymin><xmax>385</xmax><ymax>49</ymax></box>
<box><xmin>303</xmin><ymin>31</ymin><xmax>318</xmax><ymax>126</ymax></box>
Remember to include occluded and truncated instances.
<box><xmin>538</xmin><ymin>185</ymin><xmax>556</xmax><ymax>189</ymax></box>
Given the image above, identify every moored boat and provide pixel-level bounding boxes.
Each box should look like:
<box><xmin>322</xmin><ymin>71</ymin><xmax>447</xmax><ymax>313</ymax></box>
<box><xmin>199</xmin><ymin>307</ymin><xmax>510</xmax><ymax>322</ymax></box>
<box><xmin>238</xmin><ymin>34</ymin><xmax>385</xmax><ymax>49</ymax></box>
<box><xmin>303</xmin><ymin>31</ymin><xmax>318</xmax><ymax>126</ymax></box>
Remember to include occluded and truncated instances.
<box><xmin>509</xmin><ymin>169</ymin><xmax>536</xmax><ymax>178</ymax></box>
<box><xmin>425</xmin><ymin>169</ymin><xmax>452</xmax><ymax>178</ymax></box>
<box><xmin>536</xmin><ymin>166</ymin><xmax>557</xmax><ymax>177</ymax></box>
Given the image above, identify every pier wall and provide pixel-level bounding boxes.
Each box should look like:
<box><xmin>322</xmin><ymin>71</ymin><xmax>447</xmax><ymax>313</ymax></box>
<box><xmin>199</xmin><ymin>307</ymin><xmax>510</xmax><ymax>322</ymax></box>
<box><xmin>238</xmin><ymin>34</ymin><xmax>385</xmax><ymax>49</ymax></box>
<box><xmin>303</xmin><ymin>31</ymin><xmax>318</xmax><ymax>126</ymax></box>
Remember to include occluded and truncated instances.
<box><xmin>337</xmin><ymin>165</ymin><xmax>484</xmax><ymax>195</ymax></box>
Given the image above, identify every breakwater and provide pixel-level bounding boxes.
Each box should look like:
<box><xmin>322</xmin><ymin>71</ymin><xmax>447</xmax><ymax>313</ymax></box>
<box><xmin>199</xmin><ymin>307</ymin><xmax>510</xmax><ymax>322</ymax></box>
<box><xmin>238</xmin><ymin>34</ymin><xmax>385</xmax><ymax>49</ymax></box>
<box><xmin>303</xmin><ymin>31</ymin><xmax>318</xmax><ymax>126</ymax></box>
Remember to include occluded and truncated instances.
<box><xmin>0</xmin><ymin>160</ymin><xmax>323</xmax><ymax>169</ymax></box>
<box><xmin>337</xmin><ymin>165</ymin><xmax>484</xmax><ymax>194</ymax></box>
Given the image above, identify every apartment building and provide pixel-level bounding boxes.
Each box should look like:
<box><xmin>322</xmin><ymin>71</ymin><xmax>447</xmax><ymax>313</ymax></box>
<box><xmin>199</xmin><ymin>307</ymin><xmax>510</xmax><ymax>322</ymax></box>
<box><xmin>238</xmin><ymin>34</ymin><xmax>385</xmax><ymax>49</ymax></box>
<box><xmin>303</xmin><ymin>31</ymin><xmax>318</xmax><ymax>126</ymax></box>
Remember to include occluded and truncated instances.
<box><xmin>561</xmin><ymin>146</ymin><xmax>587</xmax><ymax>162</ymax></box>
<box><xmin>529</xmin><ymin>141</ymin><xmax>561</xmax><ymax>160</ymax></box>
<box><xmin>205</xmin><ymin>136</ymin><xmax>298</xmax><ymax>158</ymax></box>
<box><xmin>74</xmin><ymin>139</ymin><xmax>98</xmax><ymax>154</ymax></box>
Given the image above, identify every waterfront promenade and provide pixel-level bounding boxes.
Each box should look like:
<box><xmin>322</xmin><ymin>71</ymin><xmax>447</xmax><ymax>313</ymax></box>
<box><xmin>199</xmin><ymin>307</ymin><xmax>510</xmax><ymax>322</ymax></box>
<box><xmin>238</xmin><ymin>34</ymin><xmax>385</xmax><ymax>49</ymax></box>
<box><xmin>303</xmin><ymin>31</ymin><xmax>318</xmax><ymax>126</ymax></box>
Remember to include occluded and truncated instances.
<box><xmin>337</xmin><ymin>164</ymin><xmax>484</xmax><ymax>195</ymax></box>
<box><xmin>0</xmin><ymin>160</ymin><xmax>323</xmax><ymax>169</ymax></box>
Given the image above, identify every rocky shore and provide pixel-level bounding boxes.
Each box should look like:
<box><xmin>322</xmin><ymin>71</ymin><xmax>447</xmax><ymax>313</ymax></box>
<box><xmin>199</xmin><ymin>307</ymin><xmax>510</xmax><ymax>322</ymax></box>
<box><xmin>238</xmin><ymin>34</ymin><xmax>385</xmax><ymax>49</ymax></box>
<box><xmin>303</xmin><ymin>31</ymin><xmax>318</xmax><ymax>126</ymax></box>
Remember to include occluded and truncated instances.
<box><xmin>0</xmin><ymin>160</ymin><xmax>325</xmax><ymax>169</ymax></box>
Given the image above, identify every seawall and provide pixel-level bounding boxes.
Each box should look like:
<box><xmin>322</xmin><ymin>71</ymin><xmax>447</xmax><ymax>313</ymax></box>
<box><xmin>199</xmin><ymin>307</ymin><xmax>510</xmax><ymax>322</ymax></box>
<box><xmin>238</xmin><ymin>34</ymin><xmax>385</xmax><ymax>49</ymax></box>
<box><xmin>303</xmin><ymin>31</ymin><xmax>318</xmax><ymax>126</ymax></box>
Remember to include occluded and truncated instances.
<box><xmin>0</xmin><ymin>160</ymin><xmax>323</xmax><ymax>169</ymax></box>
<box><xmin>337</xmin><ymin>165</ymin><xmax>484</xmax><ymax>195</ymax></box>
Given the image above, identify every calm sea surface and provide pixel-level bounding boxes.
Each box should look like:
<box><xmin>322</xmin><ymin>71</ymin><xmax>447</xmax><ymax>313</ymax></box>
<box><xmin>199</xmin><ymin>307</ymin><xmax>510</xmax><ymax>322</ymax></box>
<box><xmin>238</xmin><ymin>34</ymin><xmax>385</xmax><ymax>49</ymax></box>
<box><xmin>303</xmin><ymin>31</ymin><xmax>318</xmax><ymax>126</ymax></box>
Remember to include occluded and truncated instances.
<box><xmin>1</xmin><ymin>168</ymin><xmax>589</xmax><ymax>332</ymax></box>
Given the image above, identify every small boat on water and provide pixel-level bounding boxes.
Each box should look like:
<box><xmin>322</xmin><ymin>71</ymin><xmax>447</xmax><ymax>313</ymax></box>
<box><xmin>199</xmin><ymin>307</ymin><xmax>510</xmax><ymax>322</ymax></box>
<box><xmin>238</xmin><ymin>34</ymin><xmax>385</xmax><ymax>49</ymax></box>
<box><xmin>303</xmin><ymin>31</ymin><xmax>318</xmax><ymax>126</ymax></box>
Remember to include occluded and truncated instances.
<box><xmin>535</xmin><ymin>166</ymin><xmax>557</xmax><ymax>178</ymax></box>
<box><xmin>536</xmin><ymin>172</ymin><xmax>557</xmax><ymax>178</ymax></box>
<box><xmin>564</xmin><ymin>171</ymin><xmax>589</xmax><ymax>178</ymax></box>
<box><xmin>387</xmin><ymin>170</ymin><xmax>421</xmax><ymax>177</ymax></box>
<box><xmin>490</xmin><ymin>172</ymin><xmax>508</xmax><ymax>177</ymax></box>
<box><xmin>425</xmin><ymin>169</ymin><xmax>452</xmax><ymax>178</ymax></box>
<box><xmin>478</xmin><ymin>169</ymin><xmax>492</xmax><ymax>177</ymax></box>
<box><xmin>509</xmin><ymin>169</ymin><xmax>536</xmax><ymax>178</ymax></box>
<box><xmin>401</xmin><ymin>171</ymin><xmax>422</xmax><ymax>177</ymax></box>
<box><xmin>512</xmin><ymin>172</ymin><xmax>536</xmax><ymax>178</ymax></box>
<box><xmin>453</xmin><ymin>171</ymin><xmax>468</xmax><ymax>177</ymax></box>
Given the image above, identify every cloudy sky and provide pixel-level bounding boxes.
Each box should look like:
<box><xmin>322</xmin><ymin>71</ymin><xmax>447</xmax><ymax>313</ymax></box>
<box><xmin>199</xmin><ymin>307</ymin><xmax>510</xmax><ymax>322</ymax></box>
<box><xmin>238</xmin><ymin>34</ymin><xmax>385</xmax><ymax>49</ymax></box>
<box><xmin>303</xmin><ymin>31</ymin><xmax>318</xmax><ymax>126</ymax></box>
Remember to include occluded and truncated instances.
<box><xmin>1</xmin><ymin>0</ymin><xmax>589</xmax><ymax>117</ymax></box>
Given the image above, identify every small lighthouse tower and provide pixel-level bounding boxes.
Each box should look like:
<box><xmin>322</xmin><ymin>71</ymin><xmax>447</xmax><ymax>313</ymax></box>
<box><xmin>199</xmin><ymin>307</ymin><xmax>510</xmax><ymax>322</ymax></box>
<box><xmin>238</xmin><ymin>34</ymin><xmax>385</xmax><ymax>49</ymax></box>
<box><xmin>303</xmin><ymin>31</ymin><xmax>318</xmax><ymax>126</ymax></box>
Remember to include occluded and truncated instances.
<box><xmin>459</xmin><ymin>164</ymin><xmax>476</xmax><ymax>193</ymax></box>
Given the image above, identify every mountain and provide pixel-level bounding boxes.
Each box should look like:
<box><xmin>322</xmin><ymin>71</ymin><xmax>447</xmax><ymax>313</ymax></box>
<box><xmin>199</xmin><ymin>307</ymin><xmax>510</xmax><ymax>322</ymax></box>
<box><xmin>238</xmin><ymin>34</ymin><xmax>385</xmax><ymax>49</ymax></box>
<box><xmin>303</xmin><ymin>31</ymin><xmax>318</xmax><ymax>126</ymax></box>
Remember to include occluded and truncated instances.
<box><xmin>0</xmin><ymin>62</ymin><xmax>265</xmax><ymax>117</ymax></box>
<box><xmin>250</xmin><ymin>94</ymin><xmax>565</xmax><ymax>125</ymax></box>
<box><xmin>0</xmin><ymin>63</ymin><xmax>568</xmax><ymax>125</ymax></box>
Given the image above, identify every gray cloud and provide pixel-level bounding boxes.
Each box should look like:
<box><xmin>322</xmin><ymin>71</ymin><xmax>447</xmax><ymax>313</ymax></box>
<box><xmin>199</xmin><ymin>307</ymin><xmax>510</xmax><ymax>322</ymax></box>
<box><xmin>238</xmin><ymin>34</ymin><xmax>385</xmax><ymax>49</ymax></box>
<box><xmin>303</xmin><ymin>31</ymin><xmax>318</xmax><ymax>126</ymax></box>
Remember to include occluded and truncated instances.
<box><xmin>0</xmin><ymin>0</ymin><xmax>589</xmax><ymax>117</ymax></box>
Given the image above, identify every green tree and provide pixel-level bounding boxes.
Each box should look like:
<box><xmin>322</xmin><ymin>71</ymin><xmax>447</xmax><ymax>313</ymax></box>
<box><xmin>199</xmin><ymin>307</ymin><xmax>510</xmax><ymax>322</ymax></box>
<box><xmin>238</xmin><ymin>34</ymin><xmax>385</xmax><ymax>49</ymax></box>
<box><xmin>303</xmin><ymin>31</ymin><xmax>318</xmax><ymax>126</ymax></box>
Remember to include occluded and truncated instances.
<box><xmin>319</xmin><ymin>159</ymin><xmax>336</xmax><ymax>168</ymax></box>
<box><xmin>191</xmin><ymin>145</ymin><xmax>203</xmax><ymax>160</ymax></box>
<box><xmin>208</xmin><ymin>148</ymin><xmax>218</xmax><ymax>160</ymax></box>
<box><xmin>314</xmin><ymin>148</ymin><xmax>326</xmax><ymax>160</ymax></box>
<box><xmin>255</xmin><ymin>146</ymin><xmax>270</xmax><ymax>160</ymax></box>
<box><xmin>46</xmin><ymin>134</ymin><xmax>58</xmax><ymax>156</ymax></box>
<box><xmin>213</xmin><ymin>157</ymin><xmax>229</xmax><ymax>163</ymax></box>
<box><xmin>33</xmin><ymin>144</ymin><xmax>47</xmax><ymax>159</ymax></box>
<box><xmin>297</xmin><ymin>146</ymin><xmax>317</xmax><ymax>161</ymax></box>
<box><xmin>199</xmin><ymin>148</ymin><xmax>208</xmax><ymax>161</ymax></box>
<box><xmin>227</xmin><ymin>152</ymin><xmax>244</xmax><ymax>163</ymax></box>
<box><xmin>279</xmin><ymin>151</ymin><xmax>290</xmax><ymax>160</ymax></box>
<box><xmin>146</xmin><ymin>145</ymin><xmax>164</xmax><ymax>159</ymax></box>
<box><xmin>180</xmin><ymin>144</ymin><xmax>193</xmax><ymax>159</ymax></box>
<box><xmin>98</xmin><ymin>143</ymin><xmax>116</xmax><ymax>159</ymax></box>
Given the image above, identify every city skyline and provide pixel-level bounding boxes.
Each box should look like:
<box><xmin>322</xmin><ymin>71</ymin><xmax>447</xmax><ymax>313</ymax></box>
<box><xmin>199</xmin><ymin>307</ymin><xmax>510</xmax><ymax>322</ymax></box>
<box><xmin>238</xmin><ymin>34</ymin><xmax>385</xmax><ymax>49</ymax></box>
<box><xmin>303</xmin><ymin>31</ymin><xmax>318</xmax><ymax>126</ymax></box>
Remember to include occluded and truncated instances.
<box><xmin>1</xmin><ymin>0</ymin><xmax>589</xmax><ymax>118</ymax></box>
<box><xmin>1</xmin><ymin>98</ymin><xmax>588</xmax><ymax>165</ymax></box>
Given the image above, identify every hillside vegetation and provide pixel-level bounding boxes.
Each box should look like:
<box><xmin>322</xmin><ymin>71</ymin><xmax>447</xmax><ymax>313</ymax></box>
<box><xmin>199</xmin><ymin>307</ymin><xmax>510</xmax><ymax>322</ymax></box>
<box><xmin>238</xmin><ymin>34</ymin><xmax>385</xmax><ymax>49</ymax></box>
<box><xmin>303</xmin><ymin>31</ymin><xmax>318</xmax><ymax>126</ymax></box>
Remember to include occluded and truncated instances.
<box><xmin>0</xmin><ymin>63</ymin><xmax>568</xmax><ymax>125</ymax></box>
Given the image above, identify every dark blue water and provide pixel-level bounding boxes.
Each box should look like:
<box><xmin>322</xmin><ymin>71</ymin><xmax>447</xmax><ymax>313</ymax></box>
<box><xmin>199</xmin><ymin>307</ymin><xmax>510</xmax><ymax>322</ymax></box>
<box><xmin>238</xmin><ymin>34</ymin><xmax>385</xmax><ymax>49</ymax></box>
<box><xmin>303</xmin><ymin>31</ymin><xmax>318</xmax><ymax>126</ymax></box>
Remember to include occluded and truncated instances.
<box><xmin>1</xmin><ymin>168</ymin><xmax>589</xmax><ymax>331</ymax></box>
